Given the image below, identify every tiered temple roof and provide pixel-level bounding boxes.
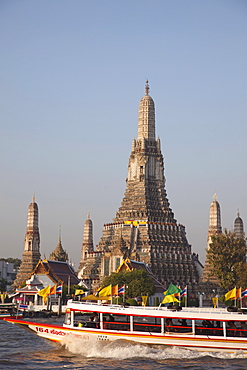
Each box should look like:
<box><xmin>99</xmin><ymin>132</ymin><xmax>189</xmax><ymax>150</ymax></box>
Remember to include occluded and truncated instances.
<box><xmin>79</xmin><ymin>82</ymin><xmax>201</xmax><ymax>293</ymax></box>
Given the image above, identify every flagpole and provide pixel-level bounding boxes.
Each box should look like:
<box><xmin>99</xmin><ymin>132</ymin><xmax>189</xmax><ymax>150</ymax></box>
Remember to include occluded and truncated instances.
<box><xmin>240</xmin><ymin>287</ymin><xmax>242</xmax><ymax>309</ymax></box>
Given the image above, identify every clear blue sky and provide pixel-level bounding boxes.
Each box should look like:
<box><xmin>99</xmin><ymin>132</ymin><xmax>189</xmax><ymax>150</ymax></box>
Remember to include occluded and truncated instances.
<box><xmin>1</xmin><ymin>0</ymin><xmax>246</xmax><ymax>266</ymax></box>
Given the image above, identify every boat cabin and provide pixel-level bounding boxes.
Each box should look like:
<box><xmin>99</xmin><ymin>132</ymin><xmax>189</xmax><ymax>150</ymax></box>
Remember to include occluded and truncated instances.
<box><xmin>63</xmin><ymin>301</ymin><xmax>247</xmax><ymax>338</ymax></box>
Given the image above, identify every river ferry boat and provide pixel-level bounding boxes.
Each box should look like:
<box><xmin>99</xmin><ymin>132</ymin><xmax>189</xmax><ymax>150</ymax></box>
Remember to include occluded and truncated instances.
<box><xmin>4</xmin><ymin>300</ymin><xmax>247</xmax><ymax>353</ymax></box>
<box><xmin>0</xmin><ymin>303</ymin><xmax>22</xmax><ymax>320</ymax></box>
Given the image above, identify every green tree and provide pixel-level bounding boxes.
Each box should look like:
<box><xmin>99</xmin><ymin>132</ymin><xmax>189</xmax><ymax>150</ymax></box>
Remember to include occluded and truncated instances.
<box><xmin>207</xmin><ymin>230</ymin><xmax>246</xmax><ymax>290</ymax></box>
<box><xmin>101</xmin><ymin>269</ymin><xmax>156</xmax><ymax>298</ymax></box>
<box><xmin>5</xmin><ymin>258</ymin><xmax>22</xmax><ymax>268</ymax></box>
<box><xmin>236</xmin><ymin>262</ymin><xmax>247</xmax><ymax>289</ymax></box>
<box><xmin>61</xmin><ymin>284</ymin><xmax>88</xmax><ymax>298</ymax></box>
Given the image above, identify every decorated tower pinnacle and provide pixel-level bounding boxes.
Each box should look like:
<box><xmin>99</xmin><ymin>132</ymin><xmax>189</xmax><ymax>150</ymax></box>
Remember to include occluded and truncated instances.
<box><xmin>201</xmin><ymin>193</ymin><xmax>222</xmax><ymax>284</ymax></box>
<box><xmin>13</xmin><ymin>196</ymin><xmax>41</xmax><ymax>289</ymax></box>
<box><xmin>137</xmin><ymin>79</ymin><xmax>155</xmax><ymax>141</ymax></box>
<box><xmin>208</xmin><ymin>192</ymin><xmax>222</xmax><ymax>242</ymax></box>
<box><xmin>234</xmin><ymin>211</ymin><xmax>245</xmax><ymax>239</ymax></box>
<box><xmin>49</xmin><ymin>226</ymin><xmax>68</xmax><ymax>262</ymax></box>
<box><xmin>78</xmin><ymin>213</ymin><xmax>94</xmax><ymax>273</ymax></box>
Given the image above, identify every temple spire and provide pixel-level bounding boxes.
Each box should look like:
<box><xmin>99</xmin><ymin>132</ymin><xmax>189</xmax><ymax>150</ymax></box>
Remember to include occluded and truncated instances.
<box><xmin>145</xmin><ymin>79</ymin><xmax>149</xmax><ymax>95</ymax></box>
<box><xmin>234</xmin><ymin>211</ymin><xmax>245</xmax><ymax>238</ymax></box>
<box><xmin>13</xmin><ymin>196</ymin><xmax>41</xmax><ymax>289</ymax></box>
<box><xmin>201</xmin><ymin>194</ymin><xmax>222</xmax><ymax>285</ymax></box>
<box><xmin>49</xmin><ymin>227</ymin><xmax>68</xmax><ymax>262</ymax></box>
<box><xmin>138</xmin><ymin>80</ymin><xmax>155</xmax><ymax>141</ymax></box>
<box><xmin>59</xmin><ymin>225</ymin><xmax>61</xmax><ymax>242</ymax></box>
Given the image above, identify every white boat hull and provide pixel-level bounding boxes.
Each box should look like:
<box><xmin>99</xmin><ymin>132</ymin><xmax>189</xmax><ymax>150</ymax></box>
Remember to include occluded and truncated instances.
<box><xmin>7</xmin><ymin>319</ymin><xmax>247</xmax><ymax>353</ymax></box>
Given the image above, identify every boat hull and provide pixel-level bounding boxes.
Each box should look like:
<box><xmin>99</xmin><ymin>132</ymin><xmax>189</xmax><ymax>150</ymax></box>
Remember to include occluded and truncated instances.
<box><xmin>0</xmin><ymin>313</ymin><xmax>22</xmax><ymax>320</ymax></box>
<box><xmin>5</xmin><ymin>318</ymin><xmax>247</xmax><ymax>353</ymax></box>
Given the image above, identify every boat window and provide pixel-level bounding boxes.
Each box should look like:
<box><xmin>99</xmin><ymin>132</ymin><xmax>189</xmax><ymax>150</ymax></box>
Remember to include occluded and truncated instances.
<box><xmin>162</xmin><ymin>318</ymin><xmax>192</xmax><ymax>334</ymax></box>
<box><xmin>102</xmin><ymin>313</ymin><xmax>130</xmax><ymax>331</ymax></box>
<box><xmin>226</xmin><ymin>321</ymin><xmax>247</xmax><ymax>337</ymax></box>
<box><xmin>173</xmin><ymin>319</ymin><xmax>192</xmax><ymax>333</ymax></box>
<box><xmin>195</xmin><ymin>320</ymin><xmax>223</xmax><ymax>336</ymax></box>
<box><xmin>73</xmin><ymin>311</ymin><xmax>96</xmax><ymax>327</ymax></box>
<box><xmin>133</xmin><ymin>316</ymin><xmax>161</xmax><ymax>333</ymax></box>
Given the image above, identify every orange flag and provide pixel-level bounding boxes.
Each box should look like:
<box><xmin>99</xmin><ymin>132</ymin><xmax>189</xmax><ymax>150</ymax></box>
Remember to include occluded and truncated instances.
<box><xmin>112</xmin><ymin>285</ymin><xmax>118</xmax><ymax>296</ymax></box>
<box><xmin>236</xmin><ymin>288</ymin><xmax>241</xmax><ymax>300</ymax></box>
<box><xmin>50</xmin><ymin>285</ymin><xmax>56</xmax><ymax>295</ymax></box>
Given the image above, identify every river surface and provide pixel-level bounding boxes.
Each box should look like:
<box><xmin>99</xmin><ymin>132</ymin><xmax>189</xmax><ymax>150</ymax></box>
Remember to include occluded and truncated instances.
<box><xmin>1</xmin><ymin>318</ymin><xmax>247</xmax><ymax>370</ymax></box>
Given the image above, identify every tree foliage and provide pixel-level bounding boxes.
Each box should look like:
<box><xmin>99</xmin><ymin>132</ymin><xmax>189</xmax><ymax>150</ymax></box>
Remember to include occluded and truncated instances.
<box><xmin>236</xmin><ymin>262</ymin><xmax>247</xmax><ymax>289</ymax></box>
<box><xmin>207</xmin><ymin>230</ymin><xmax>247</xmax><ymax>290</ymax></box>
<box><xmin>0</xmin><ymin>258</ymin><xmax>22</xmax><ymax>268</ymax></box>
<box><xmin>101</xmin><ymin>269</ymin><xmax>156</xmax><ymax>298</ymax></box>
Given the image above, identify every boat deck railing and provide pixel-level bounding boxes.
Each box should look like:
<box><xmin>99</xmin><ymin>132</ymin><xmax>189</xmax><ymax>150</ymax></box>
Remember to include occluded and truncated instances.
<box><xmin>69</xmin><ymin>300</ymin><xmax>242</xmax><ymax>316</ymax></box>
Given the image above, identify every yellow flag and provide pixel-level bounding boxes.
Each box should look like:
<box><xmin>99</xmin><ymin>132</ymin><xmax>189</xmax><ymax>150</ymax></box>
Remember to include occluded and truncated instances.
<box><xmin>38</xmin><ymin>285</ymin><xmax>50</xmax><ymax>303</ymax></box>
<box><xmin>212</xmin><ymin>297</ymin><xmax>218</xmax><ymax>308</ymax></box>
<box><xmin>161</xmin><ymin>294</ymin><xmax>179</xmax><ymax>304</ymax></box>
<box><xmin>75</xmin><ymin>289</ymin><xmax>85</xmax><ymax>296</ymax></box>
<box><xmin>38</xmin><ymin>285</ymin><xmax>50</xmax><ymax>297</ymax></box>
<box><xmin>99</xmin><ymin>285</ymin><xmax>112</xmax><ymax>296</ymax></box>
<box><xmin>225</xmin><ymin>287</ymin><xmax>236</xmax><ymax>301</ymax></box>
<box><xmin>142</xmin><ymin>296</ymin><xmax>148</xmax><ymax>306</ymax></box>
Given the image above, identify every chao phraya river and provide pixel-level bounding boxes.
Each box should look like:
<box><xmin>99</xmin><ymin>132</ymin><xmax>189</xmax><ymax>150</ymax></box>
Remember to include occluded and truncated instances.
<box><xmin>1</xmin><ymin>318</ymin><xmax>247</xmax><ymax>370</ymax></box>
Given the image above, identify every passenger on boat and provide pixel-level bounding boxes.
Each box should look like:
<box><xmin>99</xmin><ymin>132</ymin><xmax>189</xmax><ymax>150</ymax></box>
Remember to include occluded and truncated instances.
<box><xmin>240</xmin><ymin>322</ymin><xmax>247</xmax><ymax>337</ymax></box>
<box><xmin>178</xmin><ymin>319</ymin><xmax>187</xmax><ymax>332</ymax></box>
<box><xmin>178</xmin><ymin>319</ymin><xmax>187</xmax><ymax>326</ymax></box>
<box><xmin>103</xmin><ymin>314</ymin><xmax>114</xmax><ymax>330</ymax></box>
<box><xmin>87</xmin><ymin>313</ymin><xmax>99</xmax><ymax>328</ymax></box>
<box><xmin>165</xmin><ymin>318</ymin><xmax>173</xmax><ymax>332</ymax></box>
<box><xmin>228</xmin><ymin>321</ymin><xmax>237</xmax><ymax>336</ymax></box>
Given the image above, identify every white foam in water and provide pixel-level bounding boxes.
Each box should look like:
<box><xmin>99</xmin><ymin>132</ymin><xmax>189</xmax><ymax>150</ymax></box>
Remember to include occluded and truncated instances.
<box><xmin>61</xmin><ymin>335</ymin><xmax>247</xmax><ymax>360</ymax></box>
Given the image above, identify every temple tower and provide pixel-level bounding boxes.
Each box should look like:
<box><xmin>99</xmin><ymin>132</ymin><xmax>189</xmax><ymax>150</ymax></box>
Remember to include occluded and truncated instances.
<box><xmin>78</xmin><ymin>214</ymin><xmax>101</xmax><ymax>283</ymax></box>
<box><xmin>49</xmin><ymin>228</ymin><xmax>68</xmax><ymax>262</ymax></box>
<box><xmin>13</xmin><ymin>196</ymin><xmax>41</xmax><ymax>289</ymax></box>
<box><xmin>234</xmin><ymin>212</ymin><xmax>245</xmax><ymax>239</ymax></box>
<box><xmin>95</xmin><ymin>81</ymin><xmax>200</xmax><ymax>291</ymax></box>
<box><xmin>201</xmin><ymin>193</ymin><xmax>222</xmax><ymax>284</ymax></box>
<box><xmin>79</xmin><ymin>213</ymin><xmax>94</xmax><ymax>261</ymax></box>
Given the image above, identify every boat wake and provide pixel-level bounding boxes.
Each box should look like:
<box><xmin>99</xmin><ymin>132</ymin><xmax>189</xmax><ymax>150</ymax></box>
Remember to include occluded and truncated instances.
<box><xmin>61</xmin><ymin>335</ymin><xmax>247</xmax><ymax>360</ymax></box>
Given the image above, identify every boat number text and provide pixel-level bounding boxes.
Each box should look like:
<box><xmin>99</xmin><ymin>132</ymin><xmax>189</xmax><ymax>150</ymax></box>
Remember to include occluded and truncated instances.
<box><xmin>35</xmin><ymin>327</ymin><xmax>66</xmax><ymax>336</ymax></box>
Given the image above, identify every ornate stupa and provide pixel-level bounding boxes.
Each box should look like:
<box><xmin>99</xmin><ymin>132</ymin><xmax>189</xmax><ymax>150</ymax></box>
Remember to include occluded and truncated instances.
<box><xmin>234</xmin><ymin>212</ymin><xmax>245</xmax><ymax>239</ymax></box>
<box><xmin>201</xmin><ymin>193</ymin><xmax>222</xmax><ymax>284</ymax></box>
<box><xmin>79</xmin><ymin>82</ymin><xmax>201</xmax><ymax>292</ymax></box>
<box><xmin>78</xmin><ymin>214</ymin><xmax>102</xmax><ymax>284</ymax></box>
<box><xmin>13</xmin><ymin>195</ymin><xmax>41</xmax><ymax>289</ymax></box>
<box><xmin>49</xmin><ymin>228</ymin><xmax>68</xmax><ymax>262</ymax></box>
